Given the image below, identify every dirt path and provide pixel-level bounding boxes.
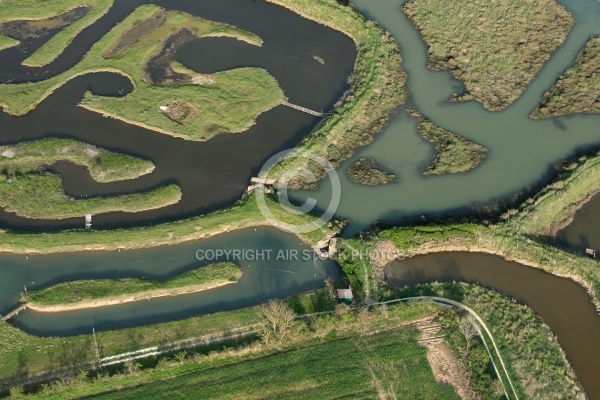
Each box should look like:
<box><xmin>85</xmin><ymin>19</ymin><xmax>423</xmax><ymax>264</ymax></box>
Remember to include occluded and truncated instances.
<box><xmin>416</xmin><ymin>318</ymin><xmax>480</xmax><ymax>400</ymax></box>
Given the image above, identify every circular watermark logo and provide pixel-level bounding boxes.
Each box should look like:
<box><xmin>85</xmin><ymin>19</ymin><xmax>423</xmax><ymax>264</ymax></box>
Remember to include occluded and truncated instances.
<box><xmin>255</xmin><ymin>149</ymin><xmax>341</xmax><ymax>234</ymax></box>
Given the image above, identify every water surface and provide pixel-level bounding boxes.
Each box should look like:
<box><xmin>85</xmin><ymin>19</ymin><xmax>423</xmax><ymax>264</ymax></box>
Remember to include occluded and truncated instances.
<box><xmin>386</xmin><ymin>251</ymin><xmax>600</xmax><ymax>399</ymax></box>
<box><xmin>4</xmin><ymin>227</ymin><xmax>338</xmax><ymax>336</ymax></box>
<box><xmin>292</xmin><ymin>0</ymin><xmax>600</xmax><ymax>236</ymax></box>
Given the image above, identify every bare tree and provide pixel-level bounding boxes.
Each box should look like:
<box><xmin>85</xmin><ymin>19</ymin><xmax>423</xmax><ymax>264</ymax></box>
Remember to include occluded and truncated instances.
<box><xmin>258</xmin><ymin>300</ymin><xmax>296</xmax><ymax>344</ymax></box>
<box><xmin>458</xmin><ymin>316</ymin><xmax>478</xmax><ymax>352</ymax></box>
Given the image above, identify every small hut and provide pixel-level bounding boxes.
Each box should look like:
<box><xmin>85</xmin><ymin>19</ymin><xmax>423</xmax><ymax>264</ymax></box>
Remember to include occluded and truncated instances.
<box><xmin>337</xmin><ymin>288</ymin><xmax>353</xmax><ymax>304</ymax></box>
<box><xmin>586</xmin><ymin>248</ymin><xmax>596</xmax><ymax>258</ymax></box>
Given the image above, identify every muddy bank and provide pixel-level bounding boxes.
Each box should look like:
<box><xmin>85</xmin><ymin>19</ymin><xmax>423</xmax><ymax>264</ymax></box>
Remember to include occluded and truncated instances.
<box><xmin>0</xmin><ymin>6</ymin><xmax>90</xmax><ymax>41</ymax></box>
<box><xmin>145</xmin><ymin>28</ymin><xmax>199</xmax><ymax>86</ymax></box>
<box><xmin>103</xmin><ymin>9</ymin><xmax>168</xmax><ymax>59</ymax></box>
<box><xmin>25</xmin><ymin>278</ymin><xmax>239</xmax><ymax>313</ymax></box>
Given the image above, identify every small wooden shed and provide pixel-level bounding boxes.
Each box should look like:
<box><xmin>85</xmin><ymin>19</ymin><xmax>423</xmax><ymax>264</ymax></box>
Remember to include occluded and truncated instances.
<box><xmin>337</xmin><ymin>288</ymin><xmax>353</xmax><ymax>304</ymax></box>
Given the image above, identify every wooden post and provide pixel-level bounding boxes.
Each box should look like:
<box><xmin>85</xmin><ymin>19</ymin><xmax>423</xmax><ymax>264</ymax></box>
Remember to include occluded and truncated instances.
<box><xmin>585</xmin><ymin>248</ymin><xmax>596</xmax><ymax>258</ymax></box>
<box><xmin>93</xmin><ymin>328</ymin><xmax>102</xmax><ymax>372</ymax></box>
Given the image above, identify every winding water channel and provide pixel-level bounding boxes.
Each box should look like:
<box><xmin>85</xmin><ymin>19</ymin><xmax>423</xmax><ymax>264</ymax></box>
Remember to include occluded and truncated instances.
<box><xmin>293</xmin><ymin>0</ymin><xmax>600</xmax><ymax>236</ymax></box>
<box><xmin>1</xmin><ymin>0</ymin><xmax>600</xmax><ymax>397</ymax></box>
<box><xmin>0</xmin><ymin>0</ymin><xmax>356</xmax><ymax>230</ymax></box>
<box><xmin>386</xmin><ymin>252</ymin><xmax>600</xmax><ymax>398</ymax></box>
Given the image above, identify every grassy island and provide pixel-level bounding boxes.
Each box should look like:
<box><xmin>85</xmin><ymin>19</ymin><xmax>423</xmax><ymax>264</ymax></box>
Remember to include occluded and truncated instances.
<box><xmin>265</xmin><ymin>0</ymin><xmax>408</xmax><ymax>188</ymax></box>
<box><xmin>0</xmin><ymin>138</ymin><xmax>154</xmax><ymax>183</ymax></box>
<box><xmin>532</xmin><ymin>37</ymin><xmax>600</xmax><ymax>119</ymax></box>
<box><xmin>0</xmin><ymin>5</ymin><xmax>283</xmax><ymax>141</ymax></box>
<box><xmin>0</xmin><ymin>0</ymin><xmax>114</xmax><ymax>67</ymax></box>
<box><xmin>0</xmin><ymin>138</ymin><xmax>180</xmax><ymax>219</ymax></box>
<box><xmin>0</xmin><ymin>177</ymin><xmax>181</xmax><ymax>219</ymax></box>
<box><xmin>409</xmin><ymin>109</ymin><xmax>488</xmax><ymax>175</ymax></box>
<box><xmin>403</xmin><ymin>0</ymin><xmax>574</xmax><ymax>111</ymax></box>
<box><xmin>22</xmin><ymin>262</ymin><xmax>242</xmax><ymax>312</ymax></box>
<box><xmin>345</xmin><ymin>157</ymin><xmax>397</xmax><ymax>186</ymax></box>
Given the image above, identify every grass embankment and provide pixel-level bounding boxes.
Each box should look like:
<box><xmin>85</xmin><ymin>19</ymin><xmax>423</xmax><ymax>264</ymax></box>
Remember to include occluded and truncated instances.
<box><xmin>6</xmin><ymin>301</ymin><xmax>450</xmax><ymax>399</ymax></box>
<box><xmin>0</xmin><ymin>34</ymin><xmax>19</xmax><ymax>51</ymax></box>
<box><xmin>408</xmin><ymin>109</ymin><xmax>488</xmax><ymax>175</ymax></box>
<box><xmin>0</xmin><ymin>306</ymin><xmax>263</xmax><ymax>386</ymax></box>
<box><xmin>0</xmin><ymin>191</ymin><xmax>341</xmax><ymax>254</ymax></box>
<box><xmin>403</xmin><ymin>0</ymin><xmax>574</xmax><ymax>111</ymax></box>
<box><xmin>532</xmin><ymin>37</ymin><xmax>600</xmax><ymax>118</ymax></box>
<box><xmin>345</xmin><ymin>157</ymin><xmax>397</xmax><ymax>186</ymax></box>
<box><xmin>0</xmin><ymin>138</ymin><xmax>179</xmax><ymax>219</ymax></box>
<box><xmin>265</xmin><ymin>0</ymin><xmax>408</xmax><ymax>188</ymax></box>
<box><xmin>337</xmin><ymin>153</ymin><xmax>600</xmax><ymax>308</ymax></box>
<box><xmin>22</xmin><ymin>262</ymin><xmax>241</xmax><ymax>311</ymax></box>
<box><xmin>0</xmin><ymin>138</ymin><xmax>154</xmax><ymax>183</ymax></box>
<box><xmin>385</xmin><ymin>283</ymin><xmax>584</xmax><ymax>399</ymax></box>
<box><xmin>0</xmin><ymin>5</ymin><xmax>283</xmax><ymax>141</ymax></box>
<box><xmin>0</xmin><ymin>175</ymin><xmax>181</xmax><ymax>219</ymax></box>
<box><xmin>0</xmin><ymin>0</ymin><xmax>115</xmax><ymax>68</ymax></box>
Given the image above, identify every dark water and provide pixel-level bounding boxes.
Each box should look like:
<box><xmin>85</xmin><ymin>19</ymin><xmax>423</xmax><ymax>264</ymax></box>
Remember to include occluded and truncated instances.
<box><xmin>557</xmin><ymin>192</ymin><xmax>600</xmax><ymax>253</ymax></box>
<box><xmin>0</xmin><ymin>0</ymin><xmax>356</xmax><ymax>230</ymax></box>
<box><xmin>4</xmin><ymin>227</ymin><xmax>339</xmax><ymax>337</ymax></box>
<box><xmin>386</xmin><ymin>252</ymin><xmax>600</xmax><ymax>399</ymax></box>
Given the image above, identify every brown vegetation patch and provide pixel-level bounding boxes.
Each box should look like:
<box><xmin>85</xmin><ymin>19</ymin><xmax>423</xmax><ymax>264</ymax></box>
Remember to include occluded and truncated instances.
<box><xmin>0</xmin><ymin>6</ymin><xmax>90</xmax><ymax>40</ymax></box>
<box><xmin>532</xmin><ymin>37</ymin><xmax>600</xmax><ymax>118</ymax></box>
<box><xmin>144</xmin><ymin>28</ymin><xmax>200</xmax><ymax>86</ymax></box>
<box><xmin>408</xmin><ymin>109</ymin><xmax>487</xmax><ymax>175</ymax></box>
<box><xmin>417</xmin><ymin>318</ymin><xmax>479</xmax><ymax>400</ymax></box>
<box><xmin>159</xmin><ymin>100</ymin><xmax>197</xmax><ymax>125</ymax></box>
<box><xmin>346</xmin><ymin>157</ymin><xmax>397</xmax><ymax>186</ymax></box>
<box><xmin>103</xmin><ymin>9</ymin><xmax>168</xmax><ymax>59</ymax></box>
<box><xmin>403</xmin><ymin>0</ymin><xmax>574</xmax><ymax>110</ymax></box>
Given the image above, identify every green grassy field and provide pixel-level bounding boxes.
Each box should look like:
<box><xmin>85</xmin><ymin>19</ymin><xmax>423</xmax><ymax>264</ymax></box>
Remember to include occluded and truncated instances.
<box><xmin>0</xmin><ymin>306</ymin><xmax>263</xmax><ymax>385</ymax></box>
<box><xmin>23</xmin><ymin>262</ymin><xmax>241</xmax><ymax>309</ymax></box>
<box><xmin>86</xmin><ymin>326</ymin><xmax>457</xmax><ymax>400</ymax></box>
<box><xmin>7</xmin><ymin>301</ymin><xmax>448</xmax><ymax>399</ymax></box>
<box><xmin>0</xmin><ymin>5</ymin><xmax>283</xmax><ymax>141</ymax></box>
<box><xmin>403</xmin><ymin>0</ymin><xmax>574</xmax><ymax>111</ymax></box>
<box><xmin>532</xmin><ymin>37</ymin><xmax>600</xmax><ymax>118</ymax></box>
<box><xmin>0</xmin><ymin>138</ymin><xmax>154</xmax><ymax>183</ymax></box>
<box><xmin>408</xmin><ymin>109</ymin><xmax>488</xmax><ymax>175</ymax></box>
<box><xmin>0</xmin><ymin>175</ymin><xmax>181</xmax><ymax>219</ymax></box>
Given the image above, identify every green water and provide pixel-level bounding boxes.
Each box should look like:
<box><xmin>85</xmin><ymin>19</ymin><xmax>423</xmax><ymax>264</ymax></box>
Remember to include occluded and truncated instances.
<box><xmin>292</xmin><ymin>0</ymin><xmax>600</xmax><ymax>235</ymax></box>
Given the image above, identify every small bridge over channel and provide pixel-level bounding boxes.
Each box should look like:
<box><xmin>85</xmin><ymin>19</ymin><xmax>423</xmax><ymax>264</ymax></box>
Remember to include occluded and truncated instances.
<box><xmin>281</xmin><ymin>99</ymin><xmax>323</xmax><ymax>117</ymax></box>
<box><xmin>1</xmin><ymin>303</ymin><xmax>29</xmax><ymax>322</ymax></box>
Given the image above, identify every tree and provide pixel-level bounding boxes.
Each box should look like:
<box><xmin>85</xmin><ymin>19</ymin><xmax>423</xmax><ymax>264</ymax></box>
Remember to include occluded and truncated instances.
<box><xmin>458</xmin><ymin>316</ymin><xmax>478</xmax><ymax>352</ymax></box>
<box><xmin>258</xmin><ymin>300</ymin><xmax>296</xmax><ymax>344</ymax></box>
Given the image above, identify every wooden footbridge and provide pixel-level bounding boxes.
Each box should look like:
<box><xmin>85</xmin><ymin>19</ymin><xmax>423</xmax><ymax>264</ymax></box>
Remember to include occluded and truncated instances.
<box><xmin>281</xmin><ymin>100</ymin><xmax>323</xmax><ymax>117</ymax></box>
<box><xmin>1</xmin><ymin>302</ymin><xmax>29</xmax><ymax>322</ymax></box>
